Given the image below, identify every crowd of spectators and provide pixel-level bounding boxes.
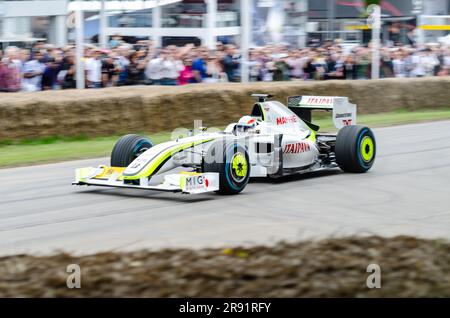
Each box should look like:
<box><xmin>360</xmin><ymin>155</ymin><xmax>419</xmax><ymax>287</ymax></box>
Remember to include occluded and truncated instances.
<box><xmin>0</xmin><ymin>37</ymin><xmax>449</xmax><ymax>92</ymax></box>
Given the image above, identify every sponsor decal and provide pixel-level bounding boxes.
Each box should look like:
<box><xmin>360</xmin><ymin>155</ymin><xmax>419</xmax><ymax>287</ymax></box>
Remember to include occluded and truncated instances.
<box><xmin>335</xmin><ymin>112</ymin><xmax>352</xmax><ymax>118</ymax></box>
<box><xmin>276</xmin><ymin>115</ymin><xmax>297</xmax><ymax>125</ymax></box>
<box><xmin>301</xmin><ymin>96</ymin><xmax>333</xmax><ymax>106</ymax></box>
<box><xmin>335</xmin><ymin>112</ymin><xmax>353</xmax><ymax>126</ymax></box>
<box><xmin>184</xmin><ymin>175</ymin><xmax>209</xmax><ymax>191</ymax></box>
<box><xmin>342</xmin><ymin>119</ymin><xmax>352</xmax><ymax>126</ymax></box>
<box><xmin>283</xmin><ymin>142</ymin><xmax>310</xmax><ymax>154</ymax></box>
<box><xmin>129</xmin><ymin>162</ymin><xmax>142</xmax><ymax>169</ymax></box>
<box><xmin>95</xmin><ymin>166</ymin><xmax>125</xmax><ymax>179</ymax></box>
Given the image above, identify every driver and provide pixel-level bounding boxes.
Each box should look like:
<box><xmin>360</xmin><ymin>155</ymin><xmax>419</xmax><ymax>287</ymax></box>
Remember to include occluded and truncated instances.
<box><xmin>235</xmin><ymin>115</ymin><xmax>257</xmax><ymax>134</ymax></box>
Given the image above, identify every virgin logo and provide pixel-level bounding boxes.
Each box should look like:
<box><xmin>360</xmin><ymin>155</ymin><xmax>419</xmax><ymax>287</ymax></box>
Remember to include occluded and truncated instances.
<box><xmin>342</xmin><ymin>119</ymin><xmax>352</xmax><ymax>126</ymax></box>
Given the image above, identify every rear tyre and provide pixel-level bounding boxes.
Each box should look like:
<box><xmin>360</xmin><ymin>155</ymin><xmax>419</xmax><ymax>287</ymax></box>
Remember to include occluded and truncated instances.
<box><xmin>335</xmin><ymin>125</ymin><xmax>376</xmax><ymax>173</ymax></box>
<box><xmin>203</xmin><ymin>140</ymin><xmax>250</xmax><ymax>195</ymax></box>
<box><xmin>110</xmin><ymin>134</ymin><xmax>153</xmax><ymax>167</ymax></box>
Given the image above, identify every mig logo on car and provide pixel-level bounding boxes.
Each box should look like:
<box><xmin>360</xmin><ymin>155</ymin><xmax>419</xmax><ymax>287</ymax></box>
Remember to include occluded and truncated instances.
<box><xmin>185</xmin><ymin>175</ymin><xmax>209</xmax><ymax>191</ymax></box>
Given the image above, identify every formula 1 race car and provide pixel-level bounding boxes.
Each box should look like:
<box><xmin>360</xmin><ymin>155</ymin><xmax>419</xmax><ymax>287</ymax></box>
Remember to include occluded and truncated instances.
<box><xmin>73</xmin><ymin>94</ymin><xmax>376</xmax><ymax>195</ymax></box>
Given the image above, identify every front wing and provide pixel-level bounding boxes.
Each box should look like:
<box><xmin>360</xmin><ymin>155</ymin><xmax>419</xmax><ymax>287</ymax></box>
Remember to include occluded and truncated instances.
<box><xmin>73</xmin><ymin>165</ymin><xmax>220</xmax><ymax>194</ymax></box>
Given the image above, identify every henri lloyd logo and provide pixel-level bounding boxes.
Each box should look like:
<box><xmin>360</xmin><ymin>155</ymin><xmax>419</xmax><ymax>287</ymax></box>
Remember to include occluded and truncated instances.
<box><xmin>185</xmin><ymin>175</ymin><xmax>209</xmax><ymax>191</ymax></box>
<box><xmin>335</xmin><ymin>112</ymin><xmax>352</xmax><ymax>118</ymax></box>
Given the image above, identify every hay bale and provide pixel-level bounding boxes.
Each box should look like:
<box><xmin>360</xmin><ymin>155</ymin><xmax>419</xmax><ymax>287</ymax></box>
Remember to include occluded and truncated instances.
<box><xmin>0</xmin><ymin>78</ymin><xmax>449</xmax><ymax>140</ymax></box>
<box><xmin>0</xmin><ymin>236</ymin><xmax>449</xmax><ymax>297</ymax></box>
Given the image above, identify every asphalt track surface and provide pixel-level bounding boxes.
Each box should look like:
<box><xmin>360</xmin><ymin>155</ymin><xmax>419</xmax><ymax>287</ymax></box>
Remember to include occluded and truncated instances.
<box><xmin>0</xmin><ymin>121</ymin><xmax>449</xmax><ymax>256</ymax></box>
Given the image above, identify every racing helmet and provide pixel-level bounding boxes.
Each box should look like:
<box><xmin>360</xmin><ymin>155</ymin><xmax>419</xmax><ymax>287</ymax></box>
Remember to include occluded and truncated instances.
<box><xmin>235</xmin><ymin>115</ymin><xmax>257</xmax><ymax>133</ymax></box>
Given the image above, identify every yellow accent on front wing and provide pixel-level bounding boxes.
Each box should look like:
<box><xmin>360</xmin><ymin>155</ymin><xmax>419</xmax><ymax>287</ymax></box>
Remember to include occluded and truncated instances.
<box><xmin>124</xmin><ymin>138</ymin><xmax>214</xmax><ymax>180</ymax></box>
<box><xmin>179</xmin><ymin>171</ymin><xmax>202</xmax><ymax>176</ymax></box>
<box><xmin>76</xmin><ymin>166</ymin><xmax>125</xmax><ymax>182</ymax></box>
<box><xmin>95</xmin><ymin>166</ymin><xmax>125</xmax><ymax>180</ymax></box>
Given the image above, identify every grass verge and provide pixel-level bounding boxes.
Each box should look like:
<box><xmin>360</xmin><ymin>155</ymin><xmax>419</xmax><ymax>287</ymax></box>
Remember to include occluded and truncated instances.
<box><xmin>1</xmin><ymin>108</ymin><xmax>450</xmax><ymax>168</ymax></box>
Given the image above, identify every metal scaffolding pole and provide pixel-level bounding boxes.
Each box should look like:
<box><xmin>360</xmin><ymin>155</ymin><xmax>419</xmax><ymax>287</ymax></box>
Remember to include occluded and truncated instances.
<box><xmin>240</xmin><ymin>0</ymin><xmax>252</xmax><ymax>83</ymax></box>
<box><xmin>152</xmin><ymin>0</ymin><xmax>162</xmax><ymax>47</ymax></box>
<box><xmin>99</xmin><ymin>0</ymin><xmax>108</xmax><ymax>48</ymax></box>
<box><xmin>327</xmin><ymin>0</ymin><xmax>335</xmax><ymax>41</ymax></box>
<box><xmin>75</xmin><ymin>7</ymin><xmax>85</xmax><ymax>89</ymax></box>
<box><xmin>206</xmin><ymin>0</ymin><xmax>217</xmax><ymax>49</ymax></box>
<box><xmin>367</xmin><ymin>4</ymin><xmax>381</xmax><ymax>80</ymax></box>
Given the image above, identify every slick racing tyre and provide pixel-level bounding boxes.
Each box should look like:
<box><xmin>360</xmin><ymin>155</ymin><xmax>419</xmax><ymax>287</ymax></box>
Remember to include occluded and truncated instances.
<box><xmin>111</xmin><ymin>134</ymin><xmax>153</xmax><ymax>167</ymax></box>
<box><xmin>335</xmin><ymin>125</ymin><xmax>376</xmax><ymax>173</ymax></box>
<box><xmin>203</xmin><ymin>140</ymin><xmax>251</xmax><ymax>195</ymax></box>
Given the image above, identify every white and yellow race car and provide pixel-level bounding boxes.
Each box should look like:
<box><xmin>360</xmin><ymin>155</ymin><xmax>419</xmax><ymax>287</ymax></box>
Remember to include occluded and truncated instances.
<box><xmin>73</xmin><ymin>94</ymin><xmax>376</xmax><ymax>195</ymax></box>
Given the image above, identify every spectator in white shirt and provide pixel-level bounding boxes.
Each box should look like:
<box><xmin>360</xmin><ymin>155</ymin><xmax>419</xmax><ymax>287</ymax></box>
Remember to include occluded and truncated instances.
<box><xmin>160</xmin><ymin>46</ymin><xmax>183</xmax><ymax>86</ymax></box>
<box><xmin>85</xmin><ymin>49</ymin><xmax>103</xmax><ymax>88</ymax></box>
<box><xmin>392</xmin><ymin>51</ymin><xmax>407</xmax><ymax>78</ymax></box>
<box><xmin>145</xmin><ymin>54</ymin><xmax>164</xmax><ymax>85</ymax></box>
<box><xmin>422</xmin><ymin>49</ymin><xmax>440</xmax><ymax>76</ymax></box>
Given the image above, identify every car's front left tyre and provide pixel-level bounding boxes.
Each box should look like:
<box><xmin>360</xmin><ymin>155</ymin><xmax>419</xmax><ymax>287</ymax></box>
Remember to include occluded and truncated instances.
<box><xmin>110</xmin><ymin>134</ymin><xmax>153</xmax><ymax>167</ymax></box>
<box><xmin>203</xmin><ymin>140</ymin><xmax>251</xmax><ymax>195</ymax></box>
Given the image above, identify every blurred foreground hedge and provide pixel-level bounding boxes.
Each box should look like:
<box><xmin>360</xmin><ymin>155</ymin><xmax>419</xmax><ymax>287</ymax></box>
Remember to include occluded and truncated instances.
<box><xmin>0</xmin><ymin>77</ymin><xmax>449</xmax><ymax>140</ymax></box>
<box><xmin>0</xmin><ymin>236</ymin><xmax>449</xmax><ymax>297</ymax></box>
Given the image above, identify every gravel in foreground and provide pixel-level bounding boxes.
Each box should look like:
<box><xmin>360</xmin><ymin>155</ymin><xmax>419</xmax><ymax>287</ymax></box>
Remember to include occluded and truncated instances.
<box><xmin>1</xmin><ymin>236</ymin><xmax>449</xmax><ymax>297</ymax></box>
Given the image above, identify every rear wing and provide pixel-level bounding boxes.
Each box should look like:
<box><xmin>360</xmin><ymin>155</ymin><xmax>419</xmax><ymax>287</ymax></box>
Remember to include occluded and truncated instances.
<box><xmin>287</xmin><ymin>95</ymin><xmax>357</xmax><ymax>129</ymax></box>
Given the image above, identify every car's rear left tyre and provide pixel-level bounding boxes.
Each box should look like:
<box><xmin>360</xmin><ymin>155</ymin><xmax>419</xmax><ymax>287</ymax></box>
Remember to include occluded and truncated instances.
<box><xmin>203</xmin><ymin>140</ymin><xmax>250</xmax><ymax>195</ymax></box>
<box><xmin>110</xmin><ymin>134</ymin><xmax>153</xmax><ymax>167</ymax></box>
<box><xmin>335</xmin><ymin>125</ymin><xmax>376</xmax><ymax>173</ymax></box>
